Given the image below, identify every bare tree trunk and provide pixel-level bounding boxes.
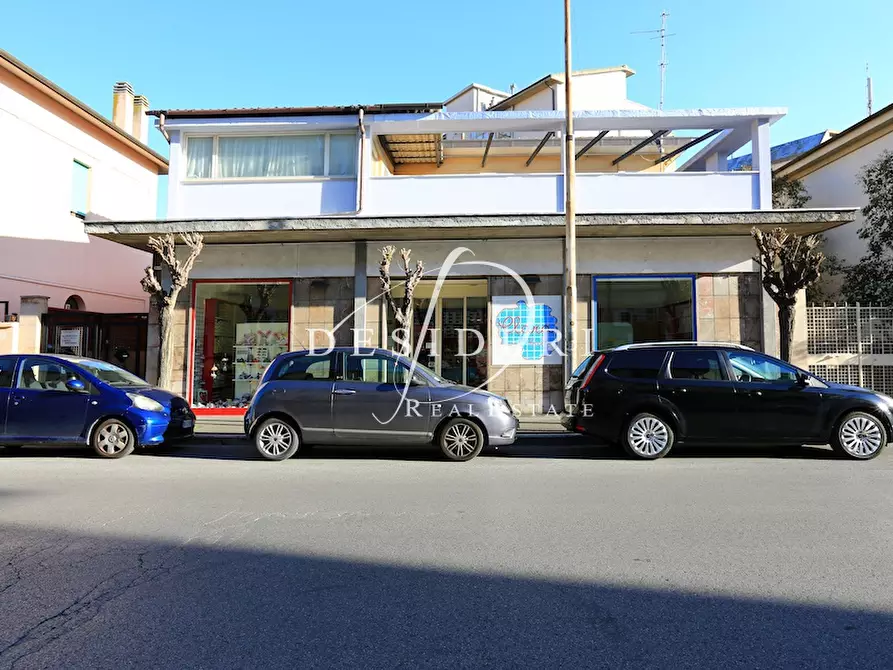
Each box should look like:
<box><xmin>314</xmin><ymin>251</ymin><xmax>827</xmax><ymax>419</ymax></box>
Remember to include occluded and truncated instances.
<box><xmin>778</xmin><ymin>303</ymin><xmax>794</xmax><ymax>363</ymax></box>
<box><xmin>157</xmin><ymin>300</ymin><xmax>176</xmax><ymax>391</ymax></box>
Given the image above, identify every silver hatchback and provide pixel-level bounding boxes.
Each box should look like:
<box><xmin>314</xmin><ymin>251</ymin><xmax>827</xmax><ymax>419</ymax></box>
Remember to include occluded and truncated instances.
<box><xmin>244</xmin><ymin>347</ymin><xmax>519</xmax><ymax>461</ymax></box>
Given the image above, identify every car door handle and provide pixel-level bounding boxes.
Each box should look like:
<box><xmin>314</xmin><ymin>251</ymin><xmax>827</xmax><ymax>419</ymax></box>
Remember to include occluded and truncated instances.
<box><xmin>671</xmin><ymin>388</ymin><xmax>688</xmax><ymax>394</ymax></box>
<box><xmin>332</xmin><ymin>389</ymin><xmax>356</xmax><ymax>396</ymax></box>
<box><xmin>749</xmin><ymin>390</ymin><xmax>763</xmax><ymax>397</ymax></box>
<box><xmin>11</xmin><ymin>395</ymin><xmax>24</xmax><ymax>404</ymax></box>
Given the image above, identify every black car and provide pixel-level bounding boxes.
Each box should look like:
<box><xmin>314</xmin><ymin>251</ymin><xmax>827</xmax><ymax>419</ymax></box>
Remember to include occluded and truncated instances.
<box><xmin>562</xmin><ymin>342</ymin><xmax>893</xmax><ymax>460</ymax></box>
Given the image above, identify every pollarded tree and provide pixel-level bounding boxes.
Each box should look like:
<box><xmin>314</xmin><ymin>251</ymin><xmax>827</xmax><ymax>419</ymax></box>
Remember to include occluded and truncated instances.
<box><xmin>751</xmin><ymin>227</ymin><xmax>824</xmax><ymax>362</ymax></box>
<box><xmin>843</xmin><ymin>150</ymin><xmax>893</xmax><ymax>305</ymax></box>
<box><xmin>379</xmin><ymin>246</ymin><xmax>424</xmax><ymax>354</ymax></box>
<box><xmin>141</xmin><ymin>232</ymin><xmax>204</xmax><ymax>390</ymax></box>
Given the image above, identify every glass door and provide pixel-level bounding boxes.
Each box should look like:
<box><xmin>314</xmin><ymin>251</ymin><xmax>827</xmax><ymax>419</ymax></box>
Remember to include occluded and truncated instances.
<box><xmin>390</xmin><ymin>281</ymin><xmax>488</xmax><ymax>387</ymax></box>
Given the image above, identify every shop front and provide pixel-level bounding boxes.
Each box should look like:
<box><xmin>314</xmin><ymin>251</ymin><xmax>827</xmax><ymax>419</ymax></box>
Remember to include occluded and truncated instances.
<box><xmin>189</xmin><ymin>280</ymin><xmax>292</xmax><ymax>412</ymax></box>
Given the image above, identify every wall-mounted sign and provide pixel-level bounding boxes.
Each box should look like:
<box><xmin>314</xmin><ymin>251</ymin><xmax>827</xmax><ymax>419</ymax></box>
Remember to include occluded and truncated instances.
<box><xmin>491</xmin><ymin>296</ymin><xmax>562</xmax><ymax>365</ymax></box>
<box><xmin>59</xmin><ymin>328</ymin><xmax>82</xmax><ymax>349</ymax></box>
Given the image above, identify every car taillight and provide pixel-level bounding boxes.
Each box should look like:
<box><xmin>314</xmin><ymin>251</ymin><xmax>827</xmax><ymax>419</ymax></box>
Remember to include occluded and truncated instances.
<box><xmin>580</xmin><ymin>354</ymin><xmax>605</xmax><ymax>390</ymax></box>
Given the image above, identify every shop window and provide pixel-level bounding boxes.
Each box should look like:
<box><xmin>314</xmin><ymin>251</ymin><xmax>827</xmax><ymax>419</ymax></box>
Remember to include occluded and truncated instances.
<box><xmin>594</xmin><ymin>277</ymin><xmax>694</xmax><ymax>349</ymax></box>
<box><xmin>191</xmin><ymin>282</ymin><xmax>290</xmax><ymax>408</ymax></box>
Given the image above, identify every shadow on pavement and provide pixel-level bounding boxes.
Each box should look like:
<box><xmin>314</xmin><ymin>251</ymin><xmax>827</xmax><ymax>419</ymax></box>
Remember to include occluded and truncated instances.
<box><xmin>0</xmin><ymin>524</ymin><xmax>889</xmax><ymax>669</ymax></box>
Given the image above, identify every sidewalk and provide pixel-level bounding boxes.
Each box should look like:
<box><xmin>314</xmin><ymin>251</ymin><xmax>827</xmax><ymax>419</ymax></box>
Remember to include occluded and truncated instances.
<box><xmin>195</xmin><ymin>414</ymin><xmax>565</xmax><ymax>438</ymax></box>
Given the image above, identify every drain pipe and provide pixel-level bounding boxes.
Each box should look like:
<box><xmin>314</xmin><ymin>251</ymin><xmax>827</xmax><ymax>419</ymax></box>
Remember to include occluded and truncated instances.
<box><xmin>157</xmin><ymin>111</ymin><xmax>170</xmax><ymax>142</ymax></box>
<box><xmin>356</xmin><ymin>107</ymin><xmax>365</xmax><ymax>213</ymax></box>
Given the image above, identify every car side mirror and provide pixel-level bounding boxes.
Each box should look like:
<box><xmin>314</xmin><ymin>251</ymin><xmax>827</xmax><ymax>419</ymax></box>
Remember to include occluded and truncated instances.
<box><xmin>66</xmin><ymin>378</ymin><xmax>86</xmax><ymax>392</ymax></box>
<box><xmin>796</xmin><ymin>371</ymin><xmax>809</xmax><ymax>386</ymax></box>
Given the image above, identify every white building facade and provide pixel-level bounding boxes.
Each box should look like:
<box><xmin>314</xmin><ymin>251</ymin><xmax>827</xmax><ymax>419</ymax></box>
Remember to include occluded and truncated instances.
<box><xmin>86</xmin><ymin>68</ymin><xmax>855</xmax><ymax>414</ymax></box>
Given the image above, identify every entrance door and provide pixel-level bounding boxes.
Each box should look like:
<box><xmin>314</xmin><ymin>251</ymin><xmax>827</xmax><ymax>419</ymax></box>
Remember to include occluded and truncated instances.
<box><xmin>402</xmin><ymin>284</ymin><xmax>488</xmax><ymax>387</ymax></box>
<box><xmin>6</xmin><ymin>357</ymin><xmax>90</xmax><ymax>442</ymax></box>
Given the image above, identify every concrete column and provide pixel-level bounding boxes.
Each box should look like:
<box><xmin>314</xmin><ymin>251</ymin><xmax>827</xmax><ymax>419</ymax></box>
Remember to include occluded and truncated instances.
<box><xmin>751</xmin><ymin>119</ymin><xmax>772</xmax><ymax>209</ymax></box>
<box><xmin>353</xmin><ymin>242</ymin><xmax>368</xmax><ymax>344</ymax></box>
<box><xmin>761</xmin><ymin>286</ymin><xmax>778</xmax><ymax>357</ymax></box>
<box><xmin>18</xmin><ymin>295</ymin><xmax>49</xmax><ymax>354</ymax></box>
<box><xmin>705</xmin><ymin>152</ymin><xmax>728</xmax><ymax>172</ymax></box>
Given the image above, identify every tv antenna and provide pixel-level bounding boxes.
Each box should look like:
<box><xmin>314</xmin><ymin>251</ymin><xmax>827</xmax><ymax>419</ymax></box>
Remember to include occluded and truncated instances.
<box><xmin>632</xmin><ymin>11</ymin><xmax>675</xmax><ymax>110</ymax></box>
<box><xmin>866</xmin><ymin>63</ymin><xmax>874</xmax><ymax>116</ymax></box>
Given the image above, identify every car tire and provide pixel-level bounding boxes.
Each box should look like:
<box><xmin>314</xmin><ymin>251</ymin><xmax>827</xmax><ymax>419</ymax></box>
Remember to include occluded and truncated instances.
<box><xmin>254</xmin><ymin>418</ymin><xmax>300</xmax><ymax>461</ymax></box>
<box><xmin>831</xmin><ymin>411</ymin><xmax>887</xmax><ymax>460</ymax></box>
<box><xmin>92</xmin><ymin>419</ymin><xmax>136</xmax><ymax>459</ymax></box>
<box><xmin>622</xmin><ymin>412</ymin><xmax>675</xmax><ymax>460</ymax></box>
<box><xmin>438</xmin><ymin>418</ymin><xmax>485</xmax><ymax>462</ymax></box>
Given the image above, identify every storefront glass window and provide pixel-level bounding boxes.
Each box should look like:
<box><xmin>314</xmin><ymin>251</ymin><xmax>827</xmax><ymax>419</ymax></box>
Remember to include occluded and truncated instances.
<box><xmin>192</xmin><ymin>282</ymin><xmax>290</xmax><ymax>408</ymax></box>
<box><xmin>595</xmin><ymin>277</ymin><xmax>694</xmax><ymax>349</ymax></box>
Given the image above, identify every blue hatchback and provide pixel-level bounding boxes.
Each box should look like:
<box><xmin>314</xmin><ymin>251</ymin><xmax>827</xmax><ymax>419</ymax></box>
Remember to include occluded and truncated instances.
<box><xmin>0</xmin><ymin>354</ymin><xmax>195</xmax><ymax>458</ymax></box>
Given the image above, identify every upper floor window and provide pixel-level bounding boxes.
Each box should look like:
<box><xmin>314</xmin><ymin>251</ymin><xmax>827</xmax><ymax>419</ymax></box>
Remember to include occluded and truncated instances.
<box><xmin>185</xmin><ymin>133</ymin><xmax>357</xmax><ymax>180</ymax></box>
<box><xmin>71</xmin><ymin>160</ymin><xmax>90</xmax><ymax>217</ymax></box>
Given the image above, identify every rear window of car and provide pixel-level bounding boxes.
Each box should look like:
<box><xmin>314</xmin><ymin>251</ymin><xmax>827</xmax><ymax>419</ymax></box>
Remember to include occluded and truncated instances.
<box><xmin>571</xmin><ymin>354</ymin><xmax>597</xmax><ymax>379</ymax></box>
<box><xmin>605</xmin><ymin>350</ymin><xmax>666</xmax><ymax>380</ymax></box>
<box><xmin>0</xmin><ymin>357</ymin><xmax>15</xmax><ymax>388</ymax></box>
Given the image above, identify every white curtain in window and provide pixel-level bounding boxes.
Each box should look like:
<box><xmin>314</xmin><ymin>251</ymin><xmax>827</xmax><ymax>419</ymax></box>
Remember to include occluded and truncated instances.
<box><xmin>186</xmin><ymin>137</ymin><xmax>213</xmax><ymax>178</ymax></box>
<box><xmin>328</xmin><ymin>134</ymin><xmax>358</xmax><ymax>176</ymax></box>
<box><xmin>218</xmin><ymin>136</ymin><xmax>325</xmax><ymax>178</ymax></box>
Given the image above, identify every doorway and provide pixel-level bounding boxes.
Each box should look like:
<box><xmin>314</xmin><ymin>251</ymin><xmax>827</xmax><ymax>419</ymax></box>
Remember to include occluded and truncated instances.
<box><xmin>391</xmin><ymin>281</ymin><xmax>488</xmax><ymax>387</ymax></box>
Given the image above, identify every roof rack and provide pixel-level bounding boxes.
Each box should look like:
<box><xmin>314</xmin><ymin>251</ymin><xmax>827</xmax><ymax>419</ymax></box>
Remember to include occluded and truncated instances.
<box><xmin>611</xmin><ymin>341</ymin><xmax>755</xmax><ymax>351</ymax></box>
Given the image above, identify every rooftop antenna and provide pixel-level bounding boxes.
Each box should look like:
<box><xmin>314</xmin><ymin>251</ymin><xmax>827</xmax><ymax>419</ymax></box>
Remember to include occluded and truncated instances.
<box><xmin>866</xmin><ymin>63</ymin><xmax>873</xmax><ymax>116</ymax></box>
<box><xmin>632</xmin><ymin>10</ymin><xmax>675</xmax><ymax>110</ymax></box>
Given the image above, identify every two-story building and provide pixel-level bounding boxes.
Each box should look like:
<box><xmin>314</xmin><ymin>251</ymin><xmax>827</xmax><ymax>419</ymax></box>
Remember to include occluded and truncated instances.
<box><xmin>0</xmin><ymin>49</ymin><xmax>168</xmax><ymax>372</ymax></box>
<box><xmin>85</xmin><ymin>66</ymin><xmax>856</xmax><ymax>415</ymax></box>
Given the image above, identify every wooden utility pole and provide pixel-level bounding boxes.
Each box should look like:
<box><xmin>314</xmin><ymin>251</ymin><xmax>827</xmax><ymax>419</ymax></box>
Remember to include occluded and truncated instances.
<box><xmin>563</xmin><ymin>0</ymin><xmax>577</xmax><ymax>385</ymax></box>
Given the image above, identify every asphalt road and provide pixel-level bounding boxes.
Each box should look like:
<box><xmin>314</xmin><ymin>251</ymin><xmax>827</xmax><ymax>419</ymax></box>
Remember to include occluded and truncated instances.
<box><xmin>1</xmin><ymin>435</ymin><xmax>892</xmax><ymax>669</ymax></box>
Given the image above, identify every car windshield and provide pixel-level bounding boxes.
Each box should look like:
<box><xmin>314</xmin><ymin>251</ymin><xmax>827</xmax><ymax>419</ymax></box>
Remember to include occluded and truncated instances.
<box><xmin>70</xmin><ymin>359</ymin><xmax>150</xmax><ymax>387</ymax></box>
<box><xmin>399</xmin><ymin>357</ymin><xmax>450</xmax><ymax>385</ymax></box>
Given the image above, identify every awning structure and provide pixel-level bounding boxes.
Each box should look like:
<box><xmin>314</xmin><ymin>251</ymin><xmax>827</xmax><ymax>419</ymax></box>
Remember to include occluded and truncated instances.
<box><xmin>378</xmin><ymin>133</ymin><xmax>443</xmax><ymax>166</ymax></box>
<box><xmin>85</xmin><ymin>209</ymin><xmax>856</xmax><ymax>249</ymax></box>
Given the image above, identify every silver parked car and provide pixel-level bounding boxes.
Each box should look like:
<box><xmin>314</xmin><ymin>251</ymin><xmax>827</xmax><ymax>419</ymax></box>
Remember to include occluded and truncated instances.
<box><xmin>244</xmin><ymin>347</ymin><xmax>519</xmax><ymax>461</ymax></box>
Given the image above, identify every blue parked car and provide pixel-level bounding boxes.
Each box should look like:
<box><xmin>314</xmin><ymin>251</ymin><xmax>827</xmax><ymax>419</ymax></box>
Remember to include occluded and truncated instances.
<box><xmin>0</xmin><ymin>354</ymin><xmax>195</xmax><ymax>458</ymax></box>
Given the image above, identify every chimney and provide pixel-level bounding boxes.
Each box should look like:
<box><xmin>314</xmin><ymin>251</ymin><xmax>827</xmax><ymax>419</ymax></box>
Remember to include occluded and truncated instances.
<box><xmin>112</xmin><ymin>82</ymin><xmax>134</xmax><ymax>135</ymax></box>
<box><xmin>132</xmin><ymin>95</ymin><xmax>150</xmax><ymax>144</ymax></box>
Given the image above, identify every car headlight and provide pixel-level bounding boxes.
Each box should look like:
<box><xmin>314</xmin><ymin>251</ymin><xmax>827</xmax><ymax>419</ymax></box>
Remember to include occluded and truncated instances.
<box><xmin>127</xmin><ymin>393</ymin><xmax>165</xmax><ymax>413</ymax></box>
<box><xmin>488</xmin><ymin>396</ymin><xmax>513</xmax><ymax>416</ymax></box>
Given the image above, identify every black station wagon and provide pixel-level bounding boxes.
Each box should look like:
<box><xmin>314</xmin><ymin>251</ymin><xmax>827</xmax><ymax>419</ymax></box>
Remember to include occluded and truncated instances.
<box><xmin>562</xmin><ymin>342</ymin><xmax>893</xmax><ymax>460</ymax></box>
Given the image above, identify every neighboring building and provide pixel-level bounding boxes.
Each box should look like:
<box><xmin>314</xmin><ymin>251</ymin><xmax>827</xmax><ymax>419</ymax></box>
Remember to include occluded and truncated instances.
<box><xmin>727</xmin><ymin>130</ymin><xmax>837</xmax><ymax>171</ymax></box>
<box><xmin>85</xmin><ymin>67</ymin><xmax>856</xmax><ymax>414</ymax></box>
<box><xmin>777</xmin><ymin>102</ymin><xmax>893</xmax><ymax>269</ymax></box>
<box><xmin>0</xmin><ymin>49</ymin><xmax>167</xmax><ymax>367</ymax></box>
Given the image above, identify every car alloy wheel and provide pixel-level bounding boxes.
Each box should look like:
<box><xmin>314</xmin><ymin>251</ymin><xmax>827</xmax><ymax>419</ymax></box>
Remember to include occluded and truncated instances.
<box><xmin>92</xmin><ymin>419</ymin><xmax>136</xmax><ymax>459</ymax></box>
<box><xmin>624</xmin><ymin>413</ymin><xmax>674</xmax><ymax>460</ymax></box>
<box><xmin>255</xmin><ymin>418</ymin><xmax>300</xmax><ymax>461</ymax></box>
<box><xmin>836</xmin><ymin>412</ymin><xmax>886</xmax><ymax>459</ymax></box>
<box><xmin>439</xmin><ymin>418</ymin><xmax>484</xmax><ymax>462</ymax></box>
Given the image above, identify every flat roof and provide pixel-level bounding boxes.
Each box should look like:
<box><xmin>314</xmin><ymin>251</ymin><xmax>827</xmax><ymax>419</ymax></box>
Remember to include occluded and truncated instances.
<box><xmin>0</xmin><ymin>48</ymin><xmax>168</xmax><ymax>173</ymax></box>
<box><xmin>149</xmin><ymin>103</ymin><xmax>444</xmax><ymax>119</ymax></box>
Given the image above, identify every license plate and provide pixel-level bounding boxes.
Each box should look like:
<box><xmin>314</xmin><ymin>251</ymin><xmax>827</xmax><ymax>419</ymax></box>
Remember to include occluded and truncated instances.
<box><xmin>182</xmin><ymin>419</ymin><xmax>194</xmax><ymax>429</ymax></box>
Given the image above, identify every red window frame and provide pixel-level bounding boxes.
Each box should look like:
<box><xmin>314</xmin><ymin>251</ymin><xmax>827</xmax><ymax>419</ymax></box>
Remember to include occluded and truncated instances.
<box><xmin>188</xmin><ymin>279</ymin><xmax>293</xmax><ymax>416</ymax></box>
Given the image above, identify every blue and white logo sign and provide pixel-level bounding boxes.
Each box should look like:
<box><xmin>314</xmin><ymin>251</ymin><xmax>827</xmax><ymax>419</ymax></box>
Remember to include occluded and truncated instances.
<box><xmin>491</xmin><ymin>296</ymin><xmax>563</xmax><ymax>365</ymax></box>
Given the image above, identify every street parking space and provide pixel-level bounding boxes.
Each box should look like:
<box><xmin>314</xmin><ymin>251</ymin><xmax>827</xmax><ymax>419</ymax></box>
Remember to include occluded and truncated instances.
<box><xmin>1</xmin><ymin>436</ymin><xmax>892</xmax><ymax>669</ymax></box>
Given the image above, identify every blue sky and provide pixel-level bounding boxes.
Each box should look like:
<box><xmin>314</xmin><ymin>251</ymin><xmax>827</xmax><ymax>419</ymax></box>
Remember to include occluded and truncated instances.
<box><xmin>3</xmin><ymin>0</ymin><xmax>891</xmax><ymax>213</ymax></box>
